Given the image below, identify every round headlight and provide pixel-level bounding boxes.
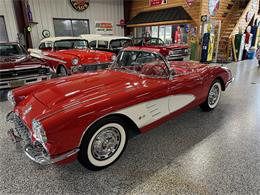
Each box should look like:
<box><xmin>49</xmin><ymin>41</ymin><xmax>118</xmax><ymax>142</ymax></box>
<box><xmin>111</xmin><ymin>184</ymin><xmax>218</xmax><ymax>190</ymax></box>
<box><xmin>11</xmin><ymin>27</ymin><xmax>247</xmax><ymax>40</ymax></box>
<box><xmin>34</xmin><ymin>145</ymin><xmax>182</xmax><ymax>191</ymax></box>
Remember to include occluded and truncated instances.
<box><xmin>32</xmin><ymin>119</ymin><xmax>47</xmax><ymax>143</ymax></box>
<box><xmin>111</xmin><ymin>55</ymin><xmax>116</xmax><ymax>61</ymax></box>
<box><xmin>72</xmin><ymin>58</ymin><xmax>79</xmax><ymax>65</ymax></box>
<box><xmin>7</xmin><ymin>90</ymin><xmax>16</xmax><ymax>107</ymax></box>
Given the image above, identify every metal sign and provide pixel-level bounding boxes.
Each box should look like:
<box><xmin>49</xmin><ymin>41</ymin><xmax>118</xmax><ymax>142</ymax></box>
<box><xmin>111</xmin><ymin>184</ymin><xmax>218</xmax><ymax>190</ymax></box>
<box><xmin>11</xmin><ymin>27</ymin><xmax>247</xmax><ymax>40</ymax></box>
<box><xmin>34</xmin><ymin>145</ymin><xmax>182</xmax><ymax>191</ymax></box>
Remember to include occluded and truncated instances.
<box><xmin>70</xmin><ymin>0</ymin><xmax>89</xmax><ymax>12</ymax></box>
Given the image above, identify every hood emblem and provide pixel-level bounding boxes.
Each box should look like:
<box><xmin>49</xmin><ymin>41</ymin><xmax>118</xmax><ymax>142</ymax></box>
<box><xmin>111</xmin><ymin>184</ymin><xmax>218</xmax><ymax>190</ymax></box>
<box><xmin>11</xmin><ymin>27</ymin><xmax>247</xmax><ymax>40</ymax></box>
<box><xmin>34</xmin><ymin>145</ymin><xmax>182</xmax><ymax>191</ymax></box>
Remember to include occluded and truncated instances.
<box><xmin>23</xmin><ymin>105</ymin><xmax>32</xmax><ymax>116</ymax></box>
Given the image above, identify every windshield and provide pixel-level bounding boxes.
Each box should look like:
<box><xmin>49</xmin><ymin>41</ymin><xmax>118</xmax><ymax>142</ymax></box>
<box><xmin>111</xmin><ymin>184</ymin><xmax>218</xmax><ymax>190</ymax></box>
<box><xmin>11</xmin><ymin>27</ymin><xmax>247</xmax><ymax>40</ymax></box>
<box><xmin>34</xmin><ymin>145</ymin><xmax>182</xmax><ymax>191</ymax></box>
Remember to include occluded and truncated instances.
<box><xmin>0</xmin><ymin>44</ymin><xmax>27</xmax><ymax>57</ymax></box>
<box><xmin>54</xmin><ymin>39</ymin><xmax>89</xmax><ymax>50</ymax></box>
<box><xmin>110</xmin><ymin>39</ymin><xmax>132</xmax><ymax>49</ymax></box>
<box><xmin>111</xmin><ymin>50</ymin><xmax>169</xmax><ymax>78</ymax></box>
<box><xmin>145</xmin><ymin>38</ymin><xmax>165</xmax><ymax>46</ymax></box>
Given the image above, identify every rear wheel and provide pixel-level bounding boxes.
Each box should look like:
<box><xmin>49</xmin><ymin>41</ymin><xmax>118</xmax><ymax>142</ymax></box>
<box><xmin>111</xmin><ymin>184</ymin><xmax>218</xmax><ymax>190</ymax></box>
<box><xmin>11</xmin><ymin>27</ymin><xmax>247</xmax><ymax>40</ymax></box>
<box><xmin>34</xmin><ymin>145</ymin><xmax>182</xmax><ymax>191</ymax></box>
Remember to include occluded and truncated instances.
<box><xmin>78</xmin><ymin>116</ymin><xmax>128</xmax><ymax>171</ymax></box>
<box><xmin>58</xmin><ymin>65</ymin><xmax>68</xmax><ymax>77</ymax></box>
<box><xmin>200</xmin><ymin>80</ymin><xmax>221</xmax><ymax>111</ymax></box>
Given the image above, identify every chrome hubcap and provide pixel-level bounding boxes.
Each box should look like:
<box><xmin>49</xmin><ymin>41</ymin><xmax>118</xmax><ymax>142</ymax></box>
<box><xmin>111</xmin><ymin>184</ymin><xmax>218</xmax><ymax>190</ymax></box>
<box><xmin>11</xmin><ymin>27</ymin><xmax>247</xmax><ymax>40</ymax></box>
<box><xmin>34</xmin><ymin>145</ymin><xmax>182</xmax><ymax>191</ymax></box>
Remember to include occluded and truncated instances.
<box><xmin>208</xmin><ymin>84</ymin><xmax>220</xmax><ymax>106</ymax></box>
<box><xmin>59</xmin><ymin>67</ymin><xmax>67</xmax><ymax>76</ymax></box>
<box><xmin>91</xmin><ymin>127</ymin><xmax>121</xmax><ymax>160</ymax></box>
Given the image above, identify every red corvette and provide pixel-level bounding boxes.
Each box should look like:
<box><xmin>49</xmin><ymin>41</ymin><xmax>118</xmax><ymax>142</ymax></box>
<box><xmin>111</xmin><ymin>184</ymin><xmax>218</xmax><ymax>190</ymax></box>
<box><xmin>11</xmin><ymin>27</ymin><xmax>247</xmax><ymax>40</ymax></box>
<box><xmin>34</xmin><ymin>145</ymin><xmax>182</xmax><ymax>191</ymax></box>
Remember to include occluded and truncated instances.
<box><xmin>6</xmin><ymin>47</ymin><xmax>232</xmax><ymax>170</ymax></box>
<box><xmin>29</xmin><ymin>37</ymin><xmax>115</xmax><ymax>76</ymax></box>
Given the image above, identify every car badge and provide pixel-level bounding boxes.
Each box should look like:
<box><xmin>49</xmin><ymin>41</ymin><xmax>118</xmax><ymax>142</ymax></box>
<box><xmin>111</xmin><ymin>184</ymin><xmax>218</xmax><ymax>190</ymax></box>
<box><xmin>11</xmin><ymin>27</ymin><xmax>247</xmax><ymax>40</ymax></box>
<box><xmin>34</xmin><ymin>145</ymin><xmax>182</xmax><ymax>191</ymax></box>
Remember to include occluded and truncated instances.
<box><xmin>24</xmin><ymin>105</ymin><xmax>32</xmax><ymax>115</ymax></box>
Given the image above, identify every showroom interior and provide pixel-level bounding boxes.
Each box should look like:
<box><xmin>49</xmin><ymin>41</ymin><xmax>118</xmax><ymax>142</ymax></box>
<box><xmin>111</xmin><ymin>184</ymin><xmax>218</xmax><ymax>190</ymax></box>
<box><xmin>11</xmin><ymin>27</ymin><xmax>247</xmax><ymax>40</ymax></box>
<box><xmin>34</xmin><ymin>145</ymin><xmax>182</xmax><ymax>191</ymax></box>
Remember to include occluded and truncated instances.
<box><xmin>0</xmin><ymin>0</ymin><xmax>260</xmax><ymax>194</ymax></box>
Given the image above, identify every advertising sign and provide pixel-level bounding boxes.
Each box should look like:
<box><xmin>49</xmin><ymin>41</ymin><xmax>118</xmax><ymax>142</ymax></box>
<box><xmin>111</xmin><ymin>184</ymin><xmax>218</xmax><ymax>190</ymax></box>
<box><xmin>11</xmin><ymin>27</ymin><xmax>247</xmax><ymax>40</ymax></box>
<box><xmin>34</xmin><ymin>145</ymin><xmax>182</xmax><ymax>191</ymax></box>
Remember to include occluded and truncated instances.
<box><xmin>70</xmin><ymin>0</ymin><xmax>89</xmax><ymax>11</ymax></box>
<box><xmin>95</xmin><ymin>22</ymin><xmax>113</xmax><ymax>35</ymax></box>
<box><xmin>149</xmin><ymin>0</ymin><xmax>168</xmax><ymax>6</ymax></box>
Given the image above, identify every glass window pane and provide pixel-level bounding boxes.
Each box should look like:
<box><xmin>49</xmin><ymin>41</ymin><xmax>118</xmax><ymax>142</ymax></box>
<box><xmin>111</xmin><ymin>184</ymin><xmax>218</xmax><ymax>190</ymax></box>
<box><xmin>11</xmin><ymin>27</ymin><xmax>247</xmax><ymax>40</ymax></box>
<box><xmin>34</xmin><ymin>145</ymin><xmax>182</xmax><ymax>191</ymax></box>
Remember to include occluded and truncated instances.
<box><xmin>151</xmin><ymin>26</ymin><xmax>158</xmax><ymax>38</ymax></box>
<box><xmin>0</xmin><ymin>16</ymin><xmax>8</xmax><ymax>42</ymax></box>
<box><xmin>53</xmin><ymin>19</ymin><xmax>73</xmax><ymax>36</ymax></box>
<box><xmin>72</xmin><ymin>20</ymin><xmax>89</xmax><ymax>36</ymax></box>
<box><xmin>159</xmin><ymin>26</ymin><xmax>166</xmax><ymax>42</ymax></box>
<box><xmin>165</xmin><ymin>25</ymin><xmax>172</xmax><ymax>44</ymax></box>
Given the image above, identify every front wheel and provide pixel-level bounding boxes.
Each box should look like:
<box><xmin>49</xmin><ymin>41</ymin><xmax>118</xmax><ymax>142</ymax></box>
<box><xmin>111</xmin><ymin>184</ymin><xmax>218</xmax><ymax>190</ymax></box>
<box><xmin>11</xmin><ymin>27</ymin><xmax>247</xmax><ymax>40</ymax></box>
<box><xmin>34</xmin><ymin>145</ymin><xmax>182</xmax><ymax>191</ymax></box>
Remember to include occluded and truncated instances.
<box><xmin>58</xmin><ymin>65</ymin><xmax>68</xmax><ymax>77</ymax></box>
<box><xmin>200</xmin><ymin>80</ymin><xmax>222</xmax><ymax>111</ymax></box>
<box><xmin>78</xmin><ymin>116</ymin><xmax>128</xmax><ymax>171</ymax></box>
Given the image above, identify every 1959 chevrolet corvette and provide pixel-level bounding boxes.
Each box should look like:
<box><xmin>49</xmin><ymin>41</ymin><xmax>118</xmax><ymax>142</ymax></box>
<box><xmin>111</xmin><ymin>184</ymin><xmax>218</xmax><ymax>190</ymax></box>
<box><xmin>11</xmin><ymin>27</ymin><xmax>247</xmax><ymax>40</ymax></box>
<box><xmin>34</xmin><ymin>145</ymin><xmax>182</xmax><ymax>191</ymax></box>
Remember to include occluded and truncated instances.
<box><xmin>6</xmin><ymin>47</ymin><xmax>233</xmax><ymax>170</ymax></box>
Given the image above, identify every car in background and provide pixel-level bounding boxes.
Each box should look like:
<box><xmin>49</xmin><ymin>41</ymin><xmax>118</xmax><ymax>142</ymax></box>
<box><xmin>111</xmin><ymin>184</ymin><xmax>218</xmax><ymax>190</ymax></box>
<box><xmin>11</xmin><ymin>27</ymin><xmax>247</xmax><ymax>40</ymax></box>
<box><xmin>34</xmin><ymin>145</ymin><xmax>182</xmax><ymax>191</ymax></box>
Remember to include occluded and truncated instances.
<box><xmin>80</xmin><ymin>34</ymin><xmax>132</xmax><ymax>54</ymax></box>
<box><xmin>29</xmin><ymin>37</ymin><xmax>115</xmax><ymax>76</ymax></box>
<box><xmin>132</xmin><ymin>37</ymin><xmax>189</xmax><ymax>61</ymax></box>
<box><xmin>0</xmin><ymin>42</ymin><xmax>51</xmax><ymax>89</ymax></box>
<box><xmin>6</xmin><ymin>47</ymin><xmax>232</xmax><ymax>171</ymax></box>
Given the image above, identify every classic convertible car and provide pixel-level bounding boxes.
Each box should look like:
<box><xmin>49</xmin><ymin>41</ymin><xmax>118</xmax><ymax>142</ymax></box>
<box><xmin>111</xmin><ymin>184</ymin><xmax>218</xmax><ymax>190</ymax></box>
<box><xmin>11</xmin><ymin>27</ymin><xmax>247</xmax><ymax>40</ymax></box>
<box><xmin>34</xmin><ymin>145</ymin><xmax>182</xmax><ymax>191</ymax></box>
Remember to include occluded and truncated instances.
<box><xmin>29</xmin><ymin>37</ymin><xmax>115</xmax><ymax>76</ymax></box>
<box><xmin>6</xmin><ymin>47</ymin><xmax>232</xmax><ymax>170</ymax></box>
<box><xmin>133</xmin><ymin>37</ymin><xmax>189</xmax><ymax>61</ymax></box>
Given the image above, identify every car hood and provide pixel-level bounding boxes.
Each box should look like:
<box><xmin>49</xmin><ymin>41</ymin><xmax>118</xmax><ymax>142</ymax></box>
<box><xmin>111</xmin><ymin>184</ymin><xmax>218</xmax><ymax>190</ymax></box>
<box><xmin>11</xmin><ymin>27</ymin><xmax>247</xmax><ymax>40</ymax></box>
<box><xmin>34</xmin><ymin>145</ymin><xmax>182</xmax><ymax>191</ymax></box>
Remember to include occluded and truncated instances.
<box><xmin>0</xmin><ymin>55</ymin><xmax>45</xmax><ymax>70</ymax></box>
<box><xmin>165</xmin><ymin>44</ymin><xmax>189</xmax><ymax>50</ymax></box>
<box><xmin>33</xmin><ymin>70</ymin><xmax>140</xmax><ymax>108</ymax></box>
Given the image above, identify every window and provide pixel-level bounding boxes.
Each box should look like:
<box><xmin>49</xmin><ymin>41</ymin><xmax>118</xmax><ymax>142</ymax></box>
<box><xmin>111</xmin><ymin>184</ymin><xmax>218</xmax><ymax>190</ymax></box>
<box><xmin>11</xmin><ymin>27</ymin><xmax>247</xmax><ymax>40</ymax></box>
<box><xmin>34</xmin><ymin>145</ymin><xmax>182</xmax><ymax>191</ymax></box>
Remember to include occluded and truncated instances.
<box><xmin>53</xmin><ymin>40</ymin><xmax>88</xmax><ymax>50</ymax></box>
<box><xmin>115</xmin><ymin>51</ymin><xmax>168</xmax><ymax>77</ymax></box>
<box><xmin>53</xmin><ymin>18</ymin><xmax>90</xmax><ymax>36</ymax></box>
<box><xmin>146</xmin><ymin>38</ymin><xmax>165</xmax><ymax>45</ymax></box>
<box><xmin>39</xmin><ymin>42</ymin><xmax>52</xmax><ymax>50</ymax></box>
<box><xmin>97</xmin><ymin>40</ymin><xmax>108</xmax><ymax>49</ymax></box>
<box><xmin>110</xmin><ymin>39</ymin><xmax>132</xmax><ymax>49</ymax></box>
<box><xmin>0</xmin><ymin>16</ymin><xmax>8</xmax><ymax>42</ymax></box>
<box><xmin>0</xmin><ymin>44</ymin><xmax>26</xmax><ymax>56</ymax></box>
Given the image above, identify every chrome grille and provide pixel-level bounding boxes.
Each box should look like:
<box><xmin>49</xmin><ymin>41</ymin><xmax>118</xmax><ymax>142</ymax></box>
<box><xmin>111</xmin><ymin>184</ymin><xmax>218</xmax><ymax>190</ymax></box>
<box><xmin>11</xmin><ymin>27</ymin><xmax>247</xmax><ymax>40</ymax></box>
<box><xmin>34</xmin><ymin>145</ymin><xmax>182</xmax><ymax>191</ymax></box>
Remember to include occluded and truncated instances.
<box><xmin>13</xmin><ymin>113</ymin><xmax>31</xmax><ymax>143</ymax></box>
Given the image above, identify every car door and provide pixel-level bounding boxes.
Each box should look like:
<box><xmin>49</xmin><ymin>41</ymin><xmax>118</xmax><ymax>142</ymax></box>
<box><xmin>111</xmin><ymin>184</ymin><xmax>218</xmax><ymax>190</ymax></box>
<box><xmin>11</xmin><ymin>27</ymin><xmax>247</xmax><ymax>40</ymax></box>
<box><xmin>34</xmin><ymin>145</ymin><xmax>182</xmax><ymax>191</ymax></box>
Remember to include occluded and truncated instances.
<box><xmin>167</xmin><ymin>70</ymin><xmax>203</xmax><ymax>113</ymax></box>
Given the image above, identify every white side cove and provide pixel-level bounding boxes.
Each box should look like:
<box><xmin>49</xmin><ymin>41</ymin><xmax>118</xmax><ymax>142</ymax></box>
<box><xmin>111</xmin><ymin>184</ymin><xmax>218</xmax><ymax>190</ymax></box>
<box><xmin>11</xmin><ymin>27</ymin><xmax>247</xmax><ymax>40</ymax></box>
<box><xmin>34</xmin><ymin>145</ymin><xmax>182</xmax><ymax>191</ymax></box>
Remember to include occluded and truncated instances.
<box><xmin>116</xmin><ymin>94</ymin><xmax>196</xmax><ymax>128</ymax></box>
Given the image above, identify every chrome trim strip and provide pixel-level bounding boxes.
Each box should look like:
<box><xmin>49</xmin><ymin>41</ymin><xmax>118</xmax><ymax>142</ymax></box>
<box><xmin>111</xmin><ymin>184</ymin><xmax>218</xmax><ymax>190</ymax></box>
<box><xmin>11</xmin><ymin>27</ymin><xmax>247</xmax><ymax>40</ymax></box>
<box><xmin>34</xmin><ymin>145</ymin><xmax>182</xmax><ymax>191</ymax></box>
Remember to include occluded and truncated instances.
<box><xmin>0</xmin><ymin>65</ymin><xmax>46</xmax><ymax>72</ymax></box>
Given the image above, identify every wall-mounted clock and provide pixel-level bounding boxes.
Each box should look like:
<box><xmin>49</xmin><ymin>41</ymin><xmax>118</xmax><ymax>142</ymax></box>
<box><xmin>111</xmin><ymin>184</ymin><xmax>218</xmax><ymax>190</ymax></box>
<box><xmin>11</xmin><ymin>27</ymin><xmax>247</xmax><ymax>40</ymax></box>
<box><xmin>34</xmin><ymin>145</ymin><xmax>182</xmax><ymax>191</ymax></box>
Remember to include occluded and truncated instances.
<box><xmin>42</xmin><ymin>30</ymin><xmax>50</xmax><ymax>38</ymax></box>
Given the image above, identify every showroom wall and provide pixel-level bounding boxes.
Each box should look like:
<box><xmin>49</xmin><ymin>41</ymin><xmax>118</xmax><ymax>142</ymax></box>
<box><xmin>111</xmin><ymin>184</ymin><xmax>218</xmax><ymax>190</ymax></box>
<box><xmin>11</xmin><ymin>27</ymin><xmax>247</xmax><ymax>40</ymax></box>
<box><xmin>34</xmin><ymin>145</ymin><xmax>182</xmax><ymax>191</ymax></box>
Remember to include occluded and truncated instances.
<box><xmin>28</xmin><ymin>0</ymin><xmax>124</xmax><ymax>47</ymax></box>
<box><xmin>0</xmin><ymin>0</ymin><xmax>18</xmax><ymax>42</ymax></box>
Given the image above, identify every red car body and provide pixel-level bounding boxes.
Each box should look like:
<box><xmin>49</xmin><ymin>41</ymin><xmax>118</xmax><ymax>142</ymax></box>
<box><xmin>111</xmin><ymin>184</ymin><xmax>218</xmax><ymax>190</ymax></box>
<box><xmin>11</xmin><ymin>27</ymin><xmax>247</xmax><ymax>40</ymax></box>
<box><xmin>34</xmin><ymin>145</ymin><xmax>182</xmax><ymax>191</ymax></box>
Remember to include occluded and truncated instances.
<box><xmin>30</xmin><ymin>37</ymin><xmax>115</xmax><ymax>75</ymax></box>
<box><xmin>0</xmin><ymin>42</ymin><xmax>51</xmax><ymax>89</ymax></box>
<box><xmin>133</xmin><ymin>37</ymin><xmax>190</xmax><ymax>61</ymax></box>
<box><xmin>7</xmin><ymin>47</ymin><xmax>232</xmax><ymax>169</ymax></box>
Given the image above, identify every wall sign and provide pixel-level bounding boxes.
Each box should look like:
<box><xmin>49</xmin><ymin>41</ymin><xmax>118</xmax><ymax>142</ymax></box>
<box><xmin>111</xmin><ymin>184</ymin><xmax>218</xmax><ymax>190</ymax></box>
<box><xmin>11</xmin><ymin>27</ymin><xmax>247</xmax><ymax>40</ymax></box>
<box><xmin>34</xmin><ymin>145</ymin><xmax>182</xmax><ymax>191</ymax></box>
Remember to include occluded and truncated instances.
<box><xmin>70</xmin><ymin>0</ymin><xmax>89</xmax><ymax>12</ymax></box>
<box><xmin>95</xmin><ymin>22</ymin><xmax>113</xmax><ymax>35</ymax></box>
<box><xmin>186</xmin><ymin>0</ymin><xmax>196</xmax><ymax>7</ymax></box>
<box><xmin>149</xmin><ymin>0</ymin><xmax>168</xmax><ymax>7</ymax></box>
<box><xmin>208</xmin><ymin>0</ymin><xmax>220</xmax><ymax>16</ymax></box>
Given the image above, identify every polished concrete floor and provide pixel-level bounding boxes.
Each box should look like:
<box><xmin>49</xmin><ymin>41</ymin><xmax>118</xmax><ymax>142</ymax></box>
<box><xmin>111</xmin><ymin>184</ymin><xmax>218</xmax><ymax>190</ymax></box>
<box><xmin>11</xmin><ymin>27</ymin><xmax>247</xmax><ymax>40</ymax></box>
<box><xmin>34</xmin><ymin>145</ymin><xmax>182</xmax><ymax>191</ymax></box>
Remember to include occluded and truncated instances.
<box><xmin>0</xmin><ymin>60</ymin><xmax>260</xmax><ymax>194</ymax></box>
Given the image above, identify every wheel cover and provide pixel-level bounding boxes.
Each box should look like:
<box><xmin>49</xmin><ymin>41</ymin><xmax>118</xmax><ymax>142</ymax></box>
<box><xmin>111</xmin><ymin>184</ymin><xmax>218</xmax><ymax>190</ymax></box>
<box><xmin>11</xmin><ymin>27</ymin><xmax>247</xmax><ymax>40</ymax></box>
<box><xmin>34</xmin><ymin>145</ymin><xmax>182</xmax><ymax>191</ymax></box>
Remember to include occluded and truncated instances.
<box><xmin>91</xmin><ymin>127</ymin><xmax>121</xmax><ymax>160</ymax></box>
<box><xmin>87</xmin><ymin>123</ymin><xmax>126</xmax><ymax>167</ymax></box>
<box><xmin>208</xmin><ymin>83</ymin><xmax>221</xmax><ymax>108</ymax></box>
<box><xmin>59</xmin><ymin>66</ymin><xmax>67</xmax><ymax>76</ymax></box>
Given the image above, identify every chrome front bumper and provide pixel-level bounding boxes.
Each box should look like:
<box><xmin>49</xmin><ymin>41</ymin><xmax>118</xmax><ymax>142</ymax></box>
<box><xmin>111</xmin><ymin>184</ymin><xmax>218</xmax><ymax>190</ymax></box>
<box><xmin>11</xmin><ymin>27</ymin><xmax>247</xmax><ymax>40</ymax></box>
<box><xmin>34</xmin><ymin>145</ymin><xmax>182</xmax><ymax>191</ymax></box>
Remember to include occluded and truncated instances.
<box><xmin>6</xmin><ymin>111</ymin><xmax>79</xmax><ymax>165</ymax></box>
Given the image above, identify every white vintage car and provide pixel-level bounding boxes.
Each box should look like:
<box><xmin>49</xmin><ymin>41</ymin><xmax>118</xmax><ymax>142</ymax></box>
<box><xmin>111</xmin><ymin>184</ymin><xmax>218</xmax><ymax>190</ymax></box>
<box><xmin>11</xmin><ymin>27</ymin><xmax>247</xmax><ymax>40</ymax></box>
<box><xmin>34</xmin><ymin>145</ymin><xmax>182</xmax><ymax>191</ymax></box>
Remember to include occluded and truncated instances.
<box><xmin>80</xmin><ymin>34</ymin><xmax>132</xmax><ymax>54</ymax></box>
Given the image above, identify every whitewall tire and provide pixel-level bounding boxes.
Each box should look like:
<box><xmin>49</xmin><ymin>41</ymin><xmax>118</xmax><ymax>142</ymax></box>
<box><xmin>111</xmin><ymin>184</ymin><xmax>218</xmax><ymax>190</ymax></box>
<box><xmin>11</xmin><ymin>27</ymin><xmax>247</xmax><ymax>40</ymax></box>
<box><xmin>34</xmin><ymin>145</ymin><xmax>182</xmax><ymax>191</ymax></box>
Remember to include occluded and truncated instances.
<box><xmin>200</xmin><ymin>80</ymin><xmax>222</xmax><ymax>111</ymax></box>
<box><xmin>78</xmin><ymin>116</ymin><xmax>128</xmax><ymax>171</ymax></box>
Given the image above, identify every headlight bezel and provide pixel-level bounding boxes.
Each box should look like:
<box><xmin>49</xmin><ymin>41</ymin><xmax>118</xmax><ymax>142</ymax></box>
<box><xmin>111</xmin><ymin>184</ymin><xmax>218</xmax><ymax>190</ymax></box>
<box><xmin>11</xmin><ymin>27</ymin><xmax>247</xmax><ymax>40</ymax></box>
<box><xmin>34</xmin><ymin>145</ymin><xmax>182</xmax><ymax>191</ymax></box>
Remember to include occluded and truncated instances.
<box><xmin>7</xmin><ymin>90</ymin><xmax>16</xmax><ymax>107</ymax></box>
<box><xmin>111</xmin><ymin>54</ymin><xmax>116</xmax><ymax>62</ymax></box>
<box><xmin>32</xmin><ymin>119</ymin><xmax>47</xmax><ymax>143</ymax></box>
<box><xmin>72</xmin><ymin>58</ymin><xmax>79</xmax><ymax>65</ymax></box>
